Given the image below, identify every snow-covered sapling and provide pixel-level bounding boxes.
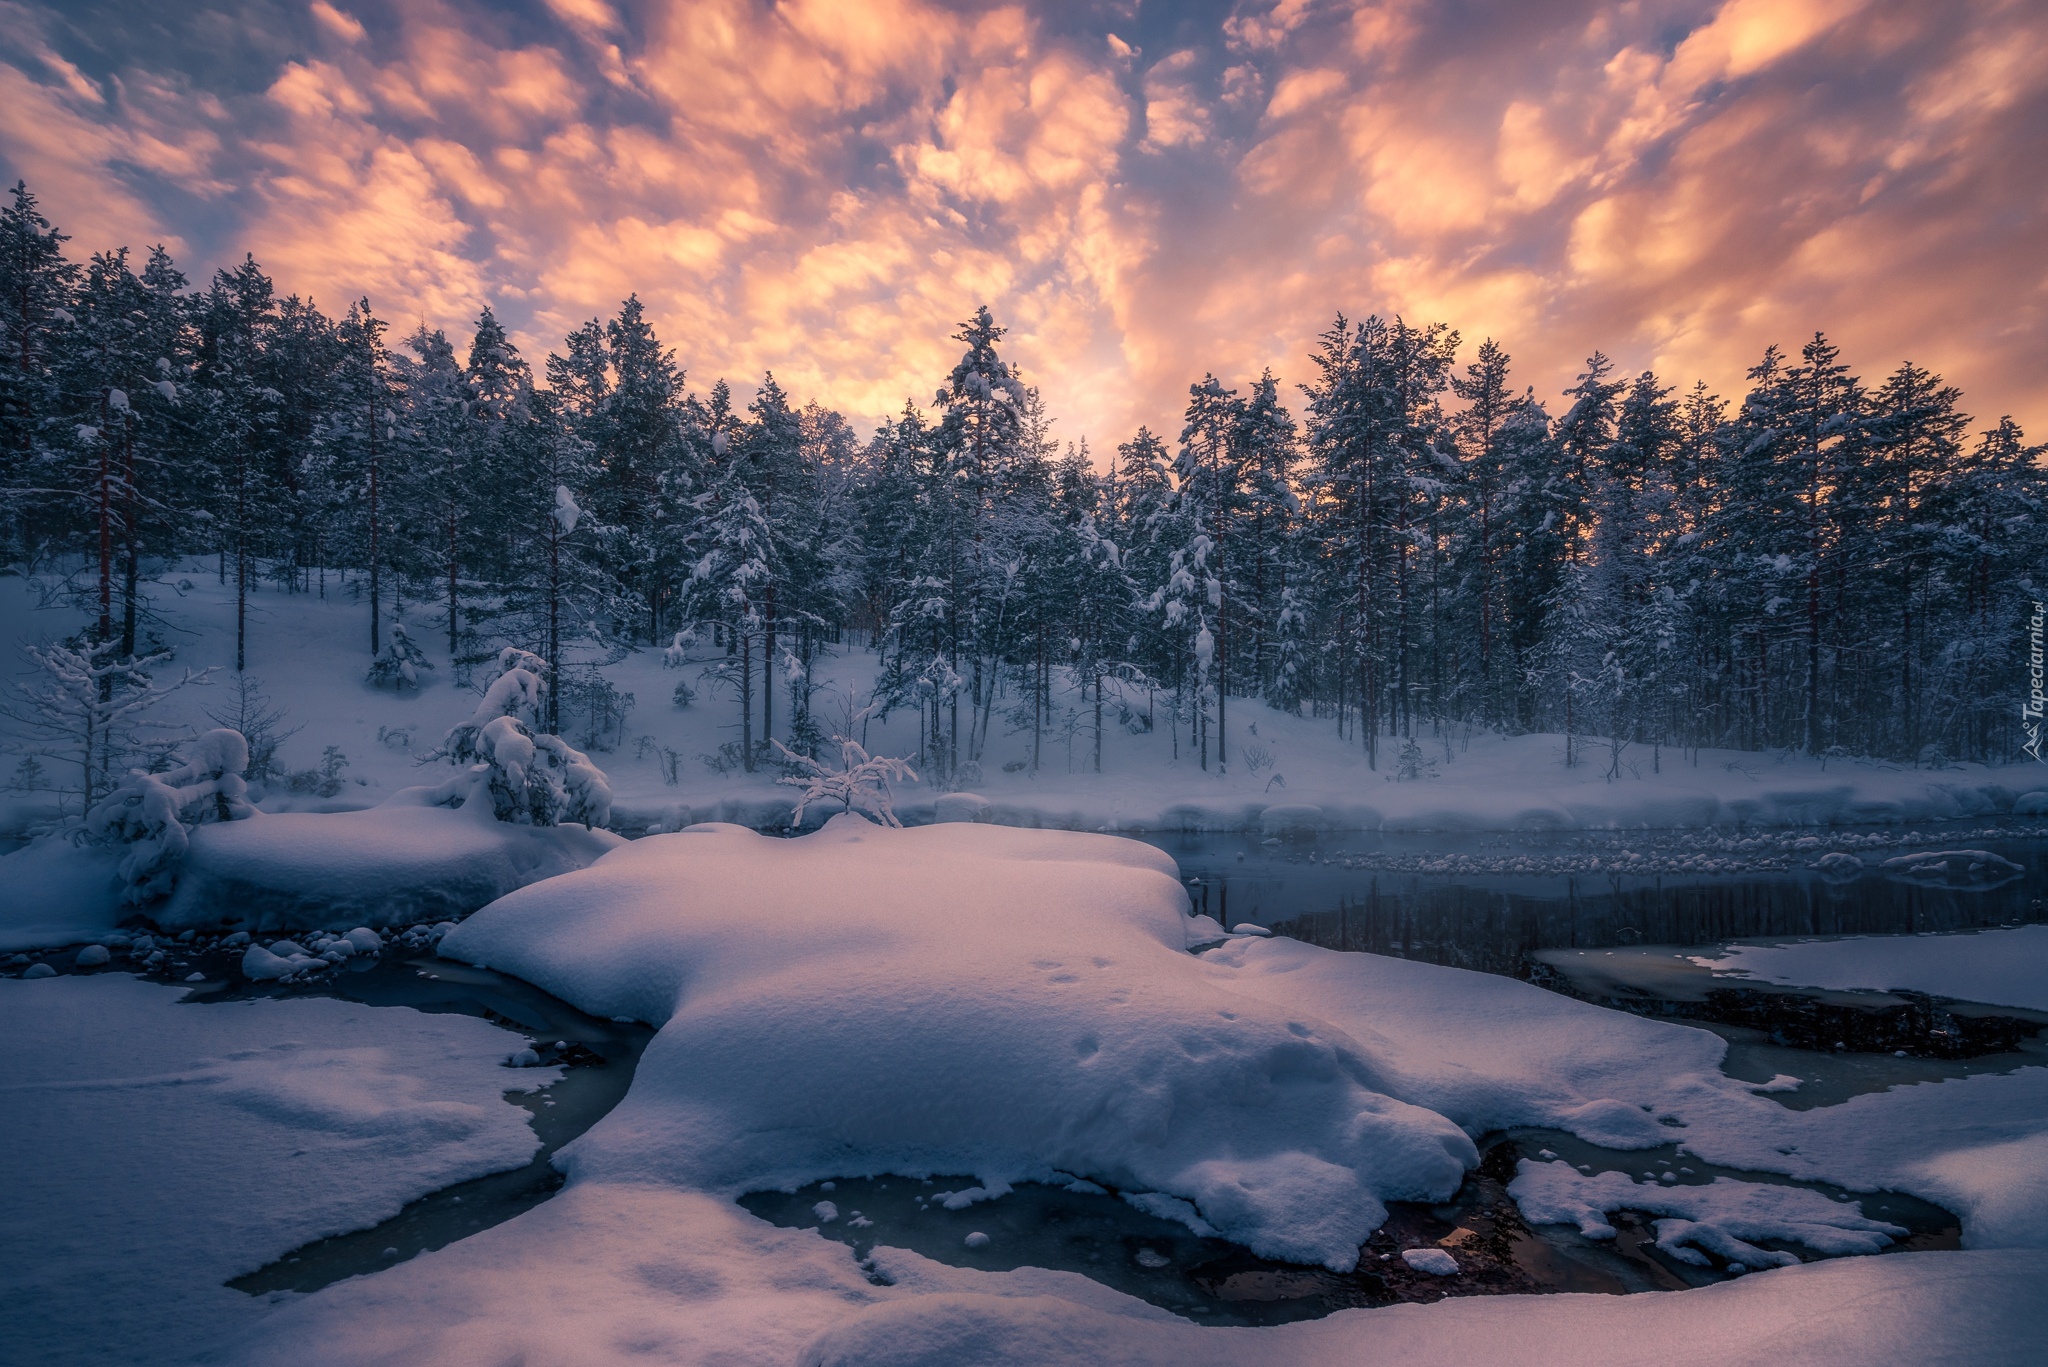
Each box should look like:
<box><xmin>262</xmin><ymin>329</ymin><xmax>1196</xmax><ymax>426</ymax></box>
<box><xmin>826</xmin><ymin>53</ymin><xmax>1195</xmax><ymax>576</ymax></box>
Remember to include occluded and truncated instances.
<box><xmin>426</xmin><ymin>648</ymin><xmax>612</xmax><ymax>827</ymax></box>
<box><xmin>772</xmin><ymin>736</ymin><xmax>918</xmax><ymax>828</ymax></box>
<box><xmin>4</xmin><ymin>640</ymin><xmax>206</xmax><ymax>809</ymax></box>
<box><xmin>366</xmin><ymin>619</ymin><xmax>435</xmax><ymax>690</ymax></box>
<box><xmin>86</xmin><ymin>728</ymin><xmax>256</xmax><ymax>902</ymax></box>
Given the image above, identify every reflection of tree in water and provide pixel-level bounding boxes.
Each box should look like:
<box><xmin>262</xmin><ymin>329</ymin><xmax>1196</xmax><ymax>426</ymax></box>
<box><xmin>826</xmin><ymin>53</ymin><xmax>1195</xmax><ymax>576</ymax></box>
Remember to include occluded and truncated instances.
<box><xmin>1262</xmin><ymin>868</ymin><xmax>2047</xmax><ymax>979</ymax></box>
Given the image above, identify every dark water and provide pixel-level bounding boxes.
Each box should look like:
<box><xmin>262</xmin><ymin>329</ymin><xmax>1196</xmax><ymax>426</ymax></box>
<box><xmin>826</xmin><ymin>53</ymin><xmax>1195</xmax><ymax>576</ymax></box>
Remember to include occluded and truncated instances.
<box><xmin>1138</xmin><ymin>828</ymin><xmax>2048</xmax><ymax>978</ymax></box>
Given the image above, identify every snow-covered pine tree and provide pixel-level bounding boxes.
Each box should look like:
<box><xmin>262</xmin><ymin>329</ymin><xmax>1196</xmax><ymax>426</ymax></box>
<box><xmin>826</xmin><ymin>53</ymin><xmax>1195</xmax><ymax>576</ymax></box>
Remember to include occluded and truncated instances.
<box><xmin>685</xmin><ymin>464</ymin><xmax>773</xmax><ymax>770</ymax></box>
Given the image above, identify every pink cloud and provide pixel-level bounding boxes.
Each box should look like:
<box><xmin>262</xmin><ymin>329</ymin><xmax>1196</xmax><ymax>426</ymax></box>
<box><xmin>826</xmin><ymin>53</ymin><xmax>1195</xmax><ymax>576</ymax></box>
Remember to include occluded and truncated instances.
<box><xmin>1</xmin><ymin>0</ymin><xmax>2039</xmax><ymax>444</ymax></box>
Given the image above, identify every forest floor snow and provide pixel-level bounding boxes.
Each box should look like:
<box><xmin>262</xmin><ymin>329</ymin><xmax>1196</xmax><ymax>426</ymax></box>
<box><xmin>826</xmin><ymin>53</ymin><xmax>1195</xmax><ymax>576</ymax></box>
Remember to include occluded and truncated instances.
<box><xmin>0</xmin><ymin>974</ymin><xmax>555</xmax><ymax>1367</ymax></box>
<box><xmin>202</xmin><ymin>819</ymin><xmax>2048</xmax><ymax>1365</ymax></box>
<box><xmin>5</xmin><ymin>569</ymin><xmax>2047</xmax><ymax>839</ymax></box>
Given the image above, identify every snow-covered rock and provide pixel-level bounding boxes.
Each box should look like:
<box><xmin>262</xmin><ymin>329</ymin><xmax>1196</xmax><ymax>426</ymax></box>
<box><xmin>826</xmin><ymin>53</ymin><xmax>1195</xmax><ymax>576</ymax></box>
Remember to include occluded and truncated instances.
<box><xmin>1510</xmin><ymin>1162</ymin><xmax>1903</xmax><ymax>1265</ymax></box>
<box><xmin>1400</xmin><ymin>1247</ymin><xmax>1459</xmax><ymax>1275</ymax></box>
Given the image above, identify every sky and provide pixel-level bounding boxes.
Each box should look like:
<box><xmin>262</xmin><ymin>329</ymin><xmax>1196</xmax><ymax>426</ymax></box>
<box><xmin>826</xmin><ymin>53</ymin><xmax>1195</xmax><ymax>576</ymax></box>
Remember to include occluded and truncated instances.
<box><xmin>2</xmin><ymin>0</ymin><xmax>2043</xmax><ymax>448</ymax></box>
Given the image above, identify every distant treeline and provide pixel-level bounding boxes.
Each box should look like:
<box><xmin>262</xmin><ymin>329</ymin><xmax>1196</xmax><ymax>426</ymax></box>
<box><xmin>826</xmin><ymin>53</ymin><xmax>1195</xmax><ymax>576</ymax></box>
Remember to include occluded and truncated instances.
<box><xmin>3</xmin><ymin>181</ymin><xmax>2043</xmax><ymax>775</ymax></box>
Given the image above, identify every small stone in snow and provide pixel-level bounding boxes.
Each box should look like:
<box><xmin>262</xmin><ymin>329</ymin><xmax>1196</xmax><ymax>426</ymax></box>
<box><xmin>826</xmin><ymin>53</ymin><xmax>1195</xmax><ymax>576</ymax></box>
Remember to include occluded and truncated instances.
<box><xmin>23</xmin><ymin>963</ymin><xmax>57</xmax><ymax>979</ymax></box>
<box><xmin>382</xmin><ymin>1248</ymin><xmax>399</xmax><ymax>1259</ymax></box>
<box><xmin>1134</xmin><ymin>1249</ymin><xmax>1170</xmax><ymax>1268</ymax></box>
<box><xmin>964</xmin><ymin>1232</ymin><xmax>990</xmax><ymax>1249</ymax></box>
<box><xmin>1401</xmin><ymin>1248</ymin><xmax>1459</xmax><ymax>1276</ymax></box>
<box><xmin>812</xmin><ymin>1201</ymin><xmax>839</xmax><ymax>1223</ymax></box>
<box><xmin>75</xmin><ymin>945</ymin><xmax>111</xmax><ymax>967</ymax></box>
<box><xmin>185</xmin><ymin>972</ymin><xmax>206</xmax><ymax>982</ymax></box>
<box><xmin>820</xmin><ymin>1181</ymin><xmax>835</xmax><ymax>1192</ymax></box>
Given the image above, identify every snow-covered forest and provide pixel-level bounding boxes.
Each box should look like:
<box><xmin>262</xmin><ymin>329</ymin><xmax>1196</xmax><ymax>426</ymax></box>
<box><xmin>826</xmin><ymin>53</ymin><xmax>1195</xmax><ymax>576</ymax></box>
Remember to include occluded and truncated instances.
<box><xmin>4</xmin><ymin>177</ymin><xmax>2045</xmax><ymax>807</ymax></box>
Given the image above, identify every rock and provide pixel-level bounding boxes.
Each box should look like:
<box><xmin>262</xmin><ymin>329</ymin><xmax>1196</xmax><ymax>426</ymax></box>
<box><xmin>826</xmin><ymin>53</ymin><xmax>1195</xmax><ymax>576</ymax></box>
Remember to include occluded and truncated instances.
<box><xmin>185</xmin><ymin>972</ymin><xmax>207</xmax><ymax>982</ymax></box>
<box><xmin>221</xmin><ymin>931</ymin><xmax>251</xmax><ymax>948</ymax></box>
<box><xmin>1230</xmin><ymin>923</ymin><xmax>1272</xmax><ymax>937</ymax></box>
<box><xmin>2013</xmin><ymin>791</ymin><xmax>2048</xmax><ymax>816</ymax></box>
<box><xmin>505</xmin><ymin>1048</ymin><xmax>541</xmax><ymax>1067</ymax></box>
<box><xmin>241</xmin><ymin>945</ymin><xmax>296</xmax><ymax>981</ymax></box>
<box><xmin>75</xmin><ymin>944</ymin><xmax>111</xmax><ymax>968</ymax></box>
<box><xmin>343</xmin><ymin>927</ymin><xmax>383</xmax><ymax>955</ymax></box>
<box><xmin>1401</xmin><ymin>1247</ymin><xmax>1460</xmax><ymax>1276</ymax></box>
<box><xmin>964</xmin><ymin>1231</ymin><xmax>990</xmax><ymax>1249</ymax></box>
<box><xmin>812</xmin><ymin>1201</ymin><xmax>839</xmax><ymax>1224</ymax></box>
<box><xmin>22</xmin><ymin>963</ymin><xmax>56</xmax><ymax>979</ymax></box>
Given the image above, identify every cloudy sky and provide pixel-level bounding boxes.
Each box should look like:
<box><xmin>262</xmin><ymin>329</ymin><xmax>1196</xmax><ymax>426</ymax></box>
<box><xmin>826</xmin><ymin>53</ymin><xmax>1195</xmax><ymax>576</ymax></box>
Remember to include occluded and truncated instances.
<box><xmin>3</xmin><ymin>0</ymin><xmax>2042</xmax><ymax>445</ymax></box>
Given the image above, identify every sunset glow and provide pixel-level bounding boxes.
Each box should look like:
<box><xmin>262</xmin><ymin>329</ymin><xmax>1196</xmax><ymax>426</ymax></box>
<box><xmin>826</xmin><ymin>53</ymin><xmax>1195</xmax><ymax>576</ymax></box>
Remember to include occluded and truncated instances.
<box><xmin>5</xmin><ymin>0</ymin><xmax>2041</xmax><ymax>438</ymax></box>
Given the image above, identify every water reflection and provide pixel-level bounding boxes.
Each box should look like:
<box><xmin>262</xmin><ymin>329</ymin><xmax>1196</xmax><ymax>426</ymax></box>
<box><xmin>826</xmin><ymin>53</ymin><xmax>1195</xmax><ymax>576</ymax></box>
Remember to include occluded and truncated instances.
<box><xmin>1137</xmin><ymin>830</ymin><xmax>2047</xmax><ymax>978</ymax></box>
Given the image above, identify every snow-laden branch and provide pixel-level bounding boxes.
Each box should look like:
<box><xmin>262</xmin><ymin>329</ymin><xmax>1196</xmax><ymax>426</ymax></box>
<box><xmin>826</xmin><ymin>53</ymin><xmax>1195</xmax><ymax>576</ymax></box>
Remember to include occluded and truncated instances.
<box><xmin>772</xmin><ymin>736</ymin><xmax>918</xmax><ymax>828</ymax></box>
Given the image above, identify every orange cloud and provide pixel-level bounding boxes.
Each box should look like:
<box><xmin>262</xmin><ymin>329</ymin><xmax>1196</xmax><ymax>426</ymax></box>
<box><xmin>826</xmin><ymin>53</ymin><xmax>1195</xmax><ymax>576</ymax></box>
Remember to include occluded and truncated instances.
<box><xmin>0</xmin><ymin>0</ymin><xmax>2040</xmax><ymax>447</ymax></box>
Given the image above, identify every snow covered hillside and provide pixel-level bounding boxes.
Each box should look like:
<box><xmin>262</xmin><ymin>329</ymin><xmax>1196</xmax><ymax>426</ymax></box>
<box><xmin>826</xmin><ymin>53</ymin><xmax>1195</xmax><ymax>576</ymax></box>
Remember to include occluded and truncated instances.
<box><xmin>6</xmin><ymin>571</ymin><xmax>2045</xmax><ymax>838</ymax></box>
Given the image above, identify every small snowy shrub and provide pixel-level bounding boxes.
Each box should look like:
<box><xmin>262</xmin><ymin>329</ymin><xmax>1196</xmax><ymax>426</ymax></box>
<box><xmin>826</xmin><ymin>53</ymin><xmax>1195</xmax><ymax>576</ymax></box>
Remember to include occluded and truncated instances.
<box><xmin>86</xmin><ymin>728</ymin><xmax>256</xmax><ymax>903</ymax></box>
<box><xmin>366</xmin><ymin>620</ymin><xmax>435</xmax><ymax>690</ymax></box>
<box><xmin>8</xmin><ymin>755</ymin><xmax>46</xmax><ymax>792</ymax></box>
<box><xmin>205</xmin><ymin>675</ymin><xmax>299</xmax><ymax>783</ymax></box>
<box><xmin>1392</xmin><ymin>737</ymin><xmax>1439</xmax><ymax>782</ymax></box>
<box><xmin>671</xmin><ymin>679</ymin><xmax>695</xmax><ymax>709</ymax></box>
<box><xmin>699</xmin><ymin>741</ymin><xmax>743</xmax><ymax>775</ymax></box>
<box><xmin>1240</xmin><ymin>742</ymin><xmax>1276</xmax><ymax>778</ymax></box>
<box><xmin>558</xmin><ymin>666</ymin><xmax>633</xmax><ymax>752</ymax></box>
<box><xmin>773</xmin><ymin>736</ymin><xmax>918</xmax><ymax>828</ymax></box>
<box><xmin>285</xmin><ymin>746</ymin><xmax>350</xmax><ymax>797</ymax></box>
<box><xmin>429</xmin><ymin>649</ymin><xmax>611</xmax><ymax>827</ymax></box>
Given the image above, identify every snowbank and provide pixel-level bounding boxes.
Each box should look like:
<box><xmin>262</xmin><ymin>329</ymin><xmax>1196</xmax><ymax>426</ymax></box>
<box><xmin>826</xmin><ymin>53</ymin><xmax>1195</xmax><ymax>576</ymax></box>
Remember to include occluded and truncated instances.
<box><xmin>1690</xmin><ymin>926</ymin><xmax>2048</xmax><ymax>1012</ymax></box>
<box><xmin>442</xmin><ymin>818</ymin><xmax>1476</xmax><ymax>1269</ymax></box>
<box><xmin>0</xmin><ymin>974</ymin><xmax>554</xmax><ymax>1367</ymax></box>
<box><xmin>0</xmin><ymin>836</ymin><xmax>126</xmax><ymax>951</ymax></box>
<box><xmin>153</xmin><ymin>796</ymin><xmax>623</xmax><ymax>932</ymax></box>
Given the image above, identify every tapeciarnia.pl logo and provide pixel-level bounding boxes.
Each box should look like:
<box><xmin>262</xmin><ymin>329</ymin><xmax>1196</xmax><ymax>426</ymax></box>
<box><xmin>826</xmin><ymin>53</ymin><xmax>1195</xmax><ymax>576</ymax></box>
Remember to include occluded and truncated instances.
<box><xmin>2026</xmin><ymin>600</ymin><xmax>2046</xmax><ymax>762</ymax></box>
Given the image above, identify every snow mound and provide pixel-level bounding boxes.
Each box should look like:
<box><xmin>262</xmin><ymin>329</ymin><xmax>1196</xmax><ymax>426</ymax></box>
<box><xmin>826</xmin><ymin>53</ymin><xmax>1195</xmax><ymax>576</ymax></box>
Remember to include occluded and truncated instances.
<box><xmin>1690</xmin><ymin>927</ymin><xmax>2048</xmax><ymax>1012</ymax></box>
<box><xmin>1400</xmin><ymin>1247</ymin><xmax>1459</xmax><ymax>1275</ymax></box>
<box><xmin>152</xmin><ymin>797</ymin><xmax>623</xmax><ymax>933</ymax></box>
<box><xmin>441</xmin><ymin>817</ymin><xmax>1476</xmax><ymax>1269</ymax></box>
<box><xmin>0</xmin><ymin>837</ymin><xmax>127</xmax><ymax>952</ymax></box>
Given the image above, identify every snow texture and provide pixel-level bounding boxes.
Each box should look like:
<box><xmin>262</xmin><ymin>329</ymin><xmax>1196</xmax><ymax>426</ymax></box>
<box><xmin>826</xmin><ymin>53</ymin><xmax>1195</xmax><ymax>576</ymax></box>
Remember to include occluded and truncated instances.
<box><xmin>1690</xmin><ymin>926</ymin><xmax>2048</xmax><ymax>1011</ymax></box>
<box><xmin>0</xmin><ymin>974</ymin><xmax>555</xmax><ymax>1367</ymax></box>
